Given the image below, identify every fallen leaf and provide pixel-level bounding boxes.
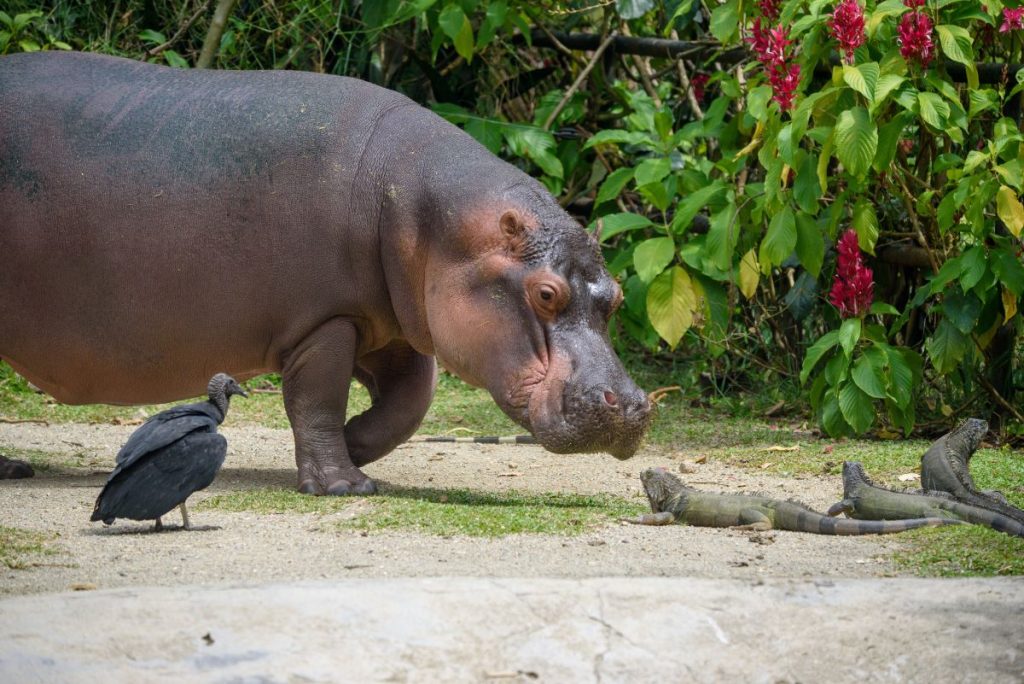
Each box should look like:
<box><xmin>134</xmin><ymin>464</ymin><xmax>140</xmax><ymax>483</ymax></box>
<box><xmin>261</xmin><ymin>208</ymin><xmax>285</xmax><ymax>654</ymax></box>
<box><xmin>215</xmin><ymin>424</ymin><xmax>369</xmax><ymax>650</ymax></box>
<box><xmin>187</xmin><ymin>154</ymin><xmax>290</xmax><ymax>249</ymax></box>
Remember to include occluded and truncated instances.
<box><xmin>897</xmin><ymin>473</ymin><xmax>919</xmax><ymax>482</ymax></box>
<box><xmin>763</xmin><ymin>445</ymin><xmax>799</xmax><ymax>452</ymax></box>
<box><xmin>694</xmin><ymin>453</ymin><xmax>708</xmax><ymax>464</ymax></box>
<box><xmin>760</xmin><ymin>462</ymin><xmax>774</xmax><ymax>469</ymax></box>
<box><xmin>497</xmin><ymin>472</ymin><xmax>521</xmax><ymax>478</ymax></box>
<box><xmin>763</xmin><ymin>400</ymin><xmax>785</xmax><ymax>417</ymax></box>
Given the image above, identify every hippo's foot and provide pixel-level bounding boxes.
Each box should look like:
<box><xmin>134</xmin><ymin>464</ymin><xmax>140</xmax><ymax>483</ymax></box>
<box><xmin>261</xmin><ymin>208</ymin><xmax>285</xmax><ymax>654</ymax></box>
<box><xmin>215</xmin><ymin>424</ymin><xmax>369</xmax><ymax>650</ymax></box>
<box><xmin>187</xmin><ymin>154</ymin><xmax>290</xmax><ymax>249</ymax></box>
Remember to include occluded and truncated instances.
<box><xmin>0</xmin><ymin>455</ymin><xmax>35</xmax><ymax>479</ymax></box>
<box><xmin>297</xmin><ymin>464</ymin><xmax>378</xmax><ymax>496</ymax></box>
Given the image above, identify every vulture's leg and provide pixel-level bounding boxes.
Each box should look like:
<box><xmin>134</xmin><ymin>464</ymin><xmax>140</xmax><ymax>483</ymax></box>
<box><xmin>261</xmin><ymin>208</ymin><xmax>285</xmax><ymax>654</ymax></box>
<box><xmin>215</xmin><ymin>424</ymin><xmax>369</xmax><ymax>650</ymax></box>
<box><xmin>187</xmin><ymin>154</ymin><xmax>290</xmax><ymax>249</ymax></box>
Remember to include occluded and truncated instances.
<box><xmin>154</xmin><ymin>517</ymin><xmax>163</xmax><ymax>532</ymax></box>
<box><xmin>281</xmin><ymin>317</ymin><xmax>373</xmax><ymax>496</ymax></box>
<box><xmin>347</xmin><ymin>341</ymin><xmax>436</xmax><ymax>467</ymax></box>
<box><xmin>179</xmin><ymin>502</ymin><xmax>191</xmax><ymax>530</ymax></box>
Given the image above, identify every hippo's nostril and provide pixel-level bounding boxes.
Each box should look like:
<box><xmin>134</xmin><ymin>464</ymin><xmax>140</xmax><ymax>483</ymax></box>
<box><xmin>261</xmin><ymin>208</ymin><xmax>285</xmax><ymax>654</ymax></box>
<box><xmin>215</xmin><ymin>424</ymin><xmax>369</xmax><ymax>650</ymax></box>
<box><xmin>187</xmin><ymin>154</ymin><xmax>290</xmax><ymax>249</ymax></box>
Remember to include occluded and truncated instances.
<box><xmin>603</xmin><ymin>390</ymin><xmax>618</xmax><ymax>407</ymax></box>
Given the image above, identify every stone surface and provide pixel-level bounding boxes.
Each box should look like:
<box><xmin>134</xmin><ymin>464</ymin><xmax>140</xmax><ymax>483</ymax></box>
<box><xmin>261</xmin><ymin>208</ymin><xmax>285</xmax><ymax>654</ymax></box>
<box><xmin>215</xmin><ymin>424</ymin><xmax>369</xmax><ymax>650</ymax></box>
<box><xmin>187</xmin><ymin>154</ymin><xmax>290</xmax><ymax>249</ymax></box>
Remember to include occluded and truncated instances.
<box><xmin>1</xmin><ymin>576</ymin><xmax>1022</xmax><ymax>683</ymax></box>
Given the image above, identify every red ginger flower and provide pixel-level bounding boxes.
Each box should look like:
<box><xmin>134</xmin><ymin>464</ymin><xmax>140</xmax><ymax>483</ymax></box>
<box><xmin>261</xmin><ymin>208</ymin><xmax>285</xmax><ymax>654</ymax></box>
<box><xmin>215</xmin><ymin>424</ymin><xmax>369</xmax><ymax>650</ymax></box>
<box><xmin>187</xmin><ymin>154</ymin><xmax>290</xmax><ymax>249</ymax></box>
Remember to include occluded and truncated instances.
<box><xmin>829</xmin><ymin>229</ymin><xmax>874</xmax><ymax>318</ymax></box>
<box><xmin>902</xmin><ymin>0</ymin><xmax>925</xmax><ymax>7</ymax></box>
<box><xmin>1001</xmin><ymin>7</ymin><xmax>1024</xmax><ymax>32</ymax></box>
<box><xmin>690</xmin><ymin>73</ymin><xmax>709</xmax><ymax>101</ymax></box>
<box><xmin>759</xmin><ymin>0</ymin><xmax>782</xmax><ymax>21</ymax></box>
<box><xmin>830</xmin><ymin>0</ymin><xmax>866</xmax><ymax>63</ymax></box>
<box><xmin>897</xmin><ymin>11</ymin><xmax>935</xmax><ymax>66</ymax></box>
<box><xmin>748</xmin><ymin>22</ymin><xmax>801</xmax><ymax>111</ymax></box>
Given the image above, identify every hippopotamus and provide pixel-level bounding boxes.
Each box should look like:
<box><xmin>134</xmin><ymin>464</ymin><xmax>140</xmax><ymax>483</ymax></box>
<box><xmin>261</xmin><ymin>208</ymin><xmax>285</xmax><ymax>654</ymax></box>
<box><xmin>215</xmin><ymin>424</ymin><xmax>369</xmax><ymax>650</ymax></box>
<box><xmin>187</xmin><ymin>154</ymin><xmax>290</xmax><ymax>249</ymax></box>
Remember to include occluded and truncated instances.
<box><xmin>0</xmin><ymin>51</ymin><xmax>651</xmax><ymax>494</ymax></box>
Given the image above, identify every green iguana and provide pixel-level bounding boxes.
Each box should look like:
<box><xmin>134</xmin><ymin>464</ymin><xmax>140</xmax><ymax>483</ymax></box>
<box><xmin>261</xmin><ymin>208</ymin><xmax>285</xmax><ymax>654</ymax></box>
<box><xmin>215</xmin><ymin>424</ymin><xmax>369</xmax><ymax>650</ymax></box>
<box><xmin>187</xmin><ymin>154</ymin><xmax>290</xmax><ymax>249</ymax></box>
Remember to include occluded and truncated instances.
<box><xmin>919</xmin><ymin>418</ymin><xmax>1024</xmax><ymax>525</ymax></box>
<box><xmin>624</xmin><ymin>467</ymin><xmax>958</xmax><ymax>535</ymax></box>
<box><xmin>828</xmin><ymin>461</ymin><xmax>1024</xmax><ymax>538</ymax></box>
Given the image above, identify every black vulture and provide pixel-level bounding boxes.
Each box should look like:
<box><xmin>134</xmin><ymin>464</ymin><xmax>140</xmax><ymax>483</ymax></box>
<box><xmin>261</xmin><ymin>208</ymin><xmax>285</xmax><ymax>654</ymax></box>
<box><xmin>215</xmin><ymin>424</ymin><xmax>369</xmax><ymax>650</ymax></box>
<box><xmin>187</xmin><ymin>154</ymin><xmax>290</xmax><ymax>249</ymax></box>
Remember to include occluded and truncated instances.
<box><xmin>91</xmin><ymin>373</ymin><xmax>247</xmax><ymax>531</ymax></box>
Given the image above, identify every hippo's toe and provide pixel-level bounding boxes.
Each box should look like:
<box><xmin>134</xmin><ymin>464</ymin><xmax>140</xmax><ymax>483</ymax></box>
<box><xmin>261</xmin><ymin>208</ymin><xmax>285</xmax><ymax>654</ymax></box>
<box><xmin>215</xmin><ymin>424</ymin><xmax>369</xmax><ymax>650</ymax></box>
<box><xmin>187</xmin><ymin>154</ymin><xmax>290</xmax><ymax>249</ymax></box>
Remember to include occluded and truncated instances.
<box><xmin>326</xmin><ymin>477</ymin><xmax>377</xmax><ymax>496</ymax></box>
<box><xmin>297</xmin><ymin>479</ymin><xmax>323</xmax><ymax>495</ymax></box>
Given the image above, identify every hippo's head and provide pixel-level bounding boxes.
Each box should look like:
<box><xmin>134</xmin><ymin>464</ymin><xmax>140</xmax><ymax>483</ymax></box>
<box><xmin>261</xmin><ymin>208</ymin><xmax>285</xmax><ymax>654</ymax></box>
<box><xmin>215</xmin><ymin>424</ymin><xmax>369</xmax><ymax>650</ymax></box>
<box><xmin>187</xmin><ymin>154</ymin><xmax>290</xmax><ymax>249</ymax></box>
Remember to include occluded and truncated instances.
<box><xmin>422</xmin><ymin>184</ymin><xmax>651</xmax><ymax>459</ymax></box>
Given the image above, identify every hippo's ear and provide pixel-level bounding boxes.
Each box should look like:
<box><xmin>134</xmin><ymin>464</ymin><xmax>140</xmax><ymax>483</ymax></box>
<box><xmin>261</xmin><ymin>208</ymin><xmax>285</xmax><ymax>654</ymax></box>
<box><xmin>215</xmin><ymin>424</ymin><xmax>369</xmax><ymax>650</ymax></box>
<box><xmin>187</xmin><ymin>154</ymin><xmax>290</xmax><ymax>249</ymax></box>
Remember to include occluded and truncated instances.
<box><xmin>499</xmin><ymin>210</ymin><xmax>526</xmax><ymax>238</ymax></box>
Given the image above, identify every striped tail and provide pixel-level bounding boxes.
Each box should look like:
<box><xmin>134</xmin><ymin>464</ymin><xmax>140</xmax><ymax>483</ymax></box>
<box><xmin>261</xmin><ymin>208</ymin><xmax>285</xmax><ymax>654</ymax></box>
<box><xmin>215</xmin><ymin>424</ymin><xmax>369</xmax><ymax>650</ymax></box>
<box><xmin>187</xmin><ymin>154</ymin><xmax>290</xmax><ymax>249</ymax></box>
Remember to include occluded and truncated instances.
<box><xmin>416</xmin><ymin>435</ymin><xmax>537</xmax><ymax>445</ymax></box>
<box><xmin>818</xmin><ymin>516</ymin><xmax>962</xmax><ymax>535</ymax></box>
<box><xmin>949</xmin><ymin>503</ymin><xmax>1024</xmax><ymax>538</ymax></box>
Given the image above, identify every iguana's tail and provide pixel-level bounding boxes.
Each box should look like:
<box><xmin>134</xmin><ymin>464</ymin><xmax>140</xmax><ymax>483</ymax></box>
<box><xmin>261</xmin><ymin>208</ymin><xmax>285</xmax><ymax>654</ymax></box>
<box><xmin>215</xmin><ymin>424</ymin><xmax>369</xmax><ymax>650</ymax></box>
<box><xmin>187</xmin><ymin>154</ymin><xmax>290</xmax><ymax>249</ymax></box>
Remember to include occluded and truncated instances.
<box><xmin>942</xmin><ymin>501</ymin><xmax>1024</xmax><ymax>538</ymax></box>
<box><xmin>811</xmin><ymin>515</ymin><xmax>961</xmax><ymax>535</ymax></box>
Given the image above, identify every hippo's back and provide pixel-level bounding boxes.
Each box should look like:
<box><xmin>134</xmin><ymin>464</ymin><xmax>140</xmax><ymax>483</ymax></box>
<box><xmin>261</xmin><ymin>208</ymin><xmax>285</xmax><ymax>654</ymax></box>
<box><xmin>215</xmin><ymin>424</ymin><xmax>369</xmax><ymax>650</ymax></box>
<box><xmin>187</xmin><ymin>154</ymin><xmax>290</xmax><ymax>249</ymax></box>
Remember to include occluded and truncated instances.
<box><xmin>0</xmin><ymin>52</ymin><xmax>415</xmax><ymax>403</ymax></box>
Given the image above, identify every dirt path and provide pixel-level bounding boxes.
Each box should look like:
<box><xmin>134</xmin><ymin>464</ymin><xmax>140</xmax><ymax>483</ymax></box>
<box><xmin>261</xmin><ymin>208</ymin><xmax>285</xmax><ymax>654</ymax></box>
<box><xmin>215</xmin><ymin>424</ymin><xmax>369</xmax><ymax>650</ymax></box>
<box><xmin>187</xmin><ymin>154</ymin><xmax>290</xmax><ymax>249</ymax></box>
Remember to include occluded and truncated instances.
<box><xmin>1</xmin><ymin>422</ymin><xmax>909</xmax><ymax>596</ymax></box>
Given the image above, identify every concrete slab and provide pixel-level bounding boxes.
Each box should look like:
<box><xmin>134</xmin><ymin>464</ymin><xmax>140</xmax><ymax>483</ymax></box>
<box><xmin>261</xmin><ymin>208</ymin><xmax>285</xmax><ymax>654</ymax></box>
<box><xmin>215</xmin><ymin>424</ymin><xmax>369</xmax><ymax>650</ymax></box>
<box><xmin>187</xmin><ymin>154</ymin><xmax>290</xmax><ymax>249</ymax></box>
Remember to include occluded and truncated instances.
<box><xmin>1</xmin><ymin>577</ymin><xmax>1022</xmax><ymax>683</ymax></box>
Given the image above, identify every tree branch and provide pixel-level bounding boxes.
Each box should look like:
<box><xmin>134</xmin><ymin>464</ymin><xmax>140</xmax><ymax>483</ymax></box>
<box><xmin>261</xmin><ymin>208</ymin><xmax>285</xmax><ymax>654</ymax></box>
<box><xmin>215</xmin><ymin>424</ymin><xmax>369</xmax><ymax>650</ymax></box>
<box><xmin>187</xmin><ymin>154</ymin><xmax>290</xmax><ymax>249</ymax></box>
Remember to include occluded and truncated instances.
<box><xmin>144</xmin><ymin>0</ymin><xmax>211</xmax><ymax>59</ymax></box>
<box><xmin>196</xmin><ymin>0</ymin><xmax>237</xmax><ymax>69</ymax></box>
<box><xmin>543</xmin><ymin>31</ymin><xmax>616</xmax><ymax>130</ymax></box>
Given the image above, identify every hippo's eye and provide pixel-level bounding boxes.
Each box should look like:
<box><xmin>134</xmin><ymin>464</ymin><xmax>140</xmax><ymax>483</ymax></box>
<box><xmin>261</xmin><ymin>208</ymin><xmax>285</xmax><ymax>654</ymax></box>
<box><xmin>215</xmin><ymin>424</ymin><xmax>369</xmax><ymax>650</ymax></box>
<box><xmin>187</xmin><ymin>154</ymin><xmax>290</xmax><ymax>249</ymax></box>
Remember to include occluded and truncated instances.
<box><xmin>528</xmin><ymin>278</ymin><xmax>568</xmax><ymax>321</ymax></box>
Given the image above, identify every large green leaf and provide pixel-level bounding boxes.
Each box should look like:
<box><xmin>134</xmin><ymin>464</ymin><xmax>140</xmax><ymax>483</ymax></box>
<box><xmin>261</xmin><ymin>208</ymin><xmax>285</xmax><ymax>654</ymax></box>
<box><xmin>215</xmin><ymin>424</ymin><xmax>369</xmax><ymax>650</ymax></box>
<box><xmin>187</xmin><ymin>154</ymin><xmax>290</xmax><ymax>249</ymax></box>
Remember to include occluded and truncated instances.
<box><xmin>595</xmin><ymin>167</ymin><xmax>634</xmax><ymax>207</ymax></box>
<box><xmin>991</xmin><ymin>247</ymin><xmax>1024</xmax><ymax>296</ymax></box>
<box><xmin>759</xmin><ymin>205</ymin><xmax>797</xmax><ymax>267</ymax></box>
<box><xmin>438</xmin><ymin>4</ymin><xmax>474</xmax><ymax>62</ymax></box>
<box><xmin>583</xmin><ymin>130</ymin><xmax>652</xmax><ymax>149</ymax></box>
<box><xmin>852</xmin><ymin>201</ymin><xmax>879</xmax><ymax>254</ymax></box>
<box><xmin>709</xmin><ymin>0</ymin><xmax>739</xmax><ymax>42</ymax></box>
<box><xmin>851</xmin><ymin>351</ymin><xmax>887</xmax><ymax>399</ymax></box>
<box><xmin>617</xmin><ymin>0</ymin><xmax>656</xmax><ymax>19</ymax></box>
<box><xmin>590</xmin><ymin>212</ymin><xmax>654</xmax><ymax>242</ymax></box>
<box><xmin>793</xmin><ymin>153</ymin><xmax>821</xmax><ymax>214</ymax></box>
<box><xmin>834</xmin><ymin>107</ymin><xmax>878</xmax><ymax>177</ymax></box>
<box><xmin>839</xmin><ymin>317</ymin><xmax>862</xmax><ymax>356</ymax></box>
<box><xmin>704</xmin><ymin>206</ymin><xmax>738</xmax><ymax>272</ymax></box>
<box><xmin>634</xmin><ymin>156</ymin><xmax>671</xmax><ymax>187</ymax></box>
<box><xmin>671</xmin><ymin>181</ymin><xmax>727</xmax><ymax>235</ymax></box>
<box><xmin>943</xmin><ymin>289</ymin><xmax>982</xmax><ymax>334</ymax></box>
<box><xmin>843</xmin><ymin>63</ymin><xmax>879</xmax><ymax>103</ymax></box>
<box><xmin>800</xmin><ymin>330</ymin><xmax>839</xmax><ymax>384</ymax></box>
<box><xmin>646</xmin><ymin>266</ymin><xmax>697</xmax><ymax>348</ymax></box>
<box><xmin>925</xmin><ymin>319</ymin><xmax>970</xmax><ymax>375</ymax></box>
<box><xmin>633</xmin><ymin>237</ymin><xmax>676</xmax><ymax>284</ymax></box>
<box><xmin>935</xmin><ymin>25</ymin><xmax>974</xmax><ymax>66</ymax></box>
<box><xmin>794</xmin><ymin>211</ymin><xmax>824</xmax><ymax>277</ymax></box>
<box><xmin>917</xmin><ymin>92</ymin><xmax>950</xmax><ymax>130</ymax></box>
<box><xmin>839</xmin><ymin>381</ymin><xmax>875</xmax><ymax>434</ymax></box>
<box><xmin>959</xmin><ymin>246</ymin><xmax>987</xmax><ymax>291</ymax></box>
<box><xmin>822</xmin><ymin>391</ymin><xmax>850</xmax><ymax>437</ymax></box>
<box><xmin>885</xmin><ymin>345</ymin><xmax>914</xmax><ymax>409</ymax></box>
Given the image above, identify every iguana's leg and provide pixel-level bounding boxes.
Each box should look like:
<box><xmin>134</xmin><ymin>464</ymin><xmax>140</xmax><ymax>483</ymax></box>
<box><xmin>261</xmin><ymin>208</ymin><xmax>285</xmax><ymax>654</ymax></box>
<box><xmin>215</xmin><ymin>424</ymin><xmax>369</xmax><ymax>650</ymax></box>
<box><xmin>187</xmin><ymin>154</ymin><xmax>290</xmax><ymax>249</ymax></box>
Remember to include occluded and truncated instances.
<box><xmin>346</xmin><ymin>341</ymin><xmax>437</xmax><ymax>467</ymax></box>
<box><xmin>732</xmin><ymin>508</ymin><xmax>773</xmax><ymax>531</ymax></box>
<box><xmin>621</xmin><ymin>512</ymin><xmax>675</xmax><ymax>525</ymax></box>
<box><xmin>982</xmin><ymin>489</ymin><xmax>1010</xmax><ymax>505</ymax></box>
<box><xmin>827</xmin><ymin>499</ymin><xmax>855</xmax><ymax>517</ymax></box>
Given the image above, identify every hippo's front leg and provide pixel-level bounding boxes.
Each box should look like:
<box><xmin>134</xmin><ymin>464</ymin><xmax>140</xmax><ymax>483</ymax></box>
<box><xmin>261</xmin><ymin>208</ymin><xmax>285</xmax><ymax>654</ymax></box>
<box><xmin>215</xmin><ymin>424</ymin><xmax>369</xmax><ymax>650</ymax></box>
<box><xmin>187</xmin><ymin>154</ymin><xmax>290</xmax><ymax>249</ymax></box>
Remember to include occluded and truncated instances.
<box><xmin>281</xmin><ymin>318</ymin><xmax>375</xmax><ymax>496</ymax></box>
<box><xmin>346</xmin><ymin>341</ymin><xmax>437</xmax><ymax>467</ymax></box>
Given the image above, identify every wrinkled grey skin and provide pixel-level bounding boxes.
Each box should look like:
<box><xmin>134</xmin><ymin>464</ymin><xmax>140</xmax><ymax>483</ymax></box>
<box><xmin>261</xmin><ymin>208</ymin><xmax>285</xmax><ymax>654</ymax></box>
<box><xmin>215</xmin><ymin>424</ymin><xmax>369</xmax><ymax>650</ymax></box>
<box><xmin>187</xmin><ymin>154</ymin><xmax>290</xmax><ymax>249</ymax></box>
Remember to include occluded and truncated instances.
<box><xmin>0</xmin><ymin>52</ymin><xmax>651</xmax><ymax>494</ymax></box>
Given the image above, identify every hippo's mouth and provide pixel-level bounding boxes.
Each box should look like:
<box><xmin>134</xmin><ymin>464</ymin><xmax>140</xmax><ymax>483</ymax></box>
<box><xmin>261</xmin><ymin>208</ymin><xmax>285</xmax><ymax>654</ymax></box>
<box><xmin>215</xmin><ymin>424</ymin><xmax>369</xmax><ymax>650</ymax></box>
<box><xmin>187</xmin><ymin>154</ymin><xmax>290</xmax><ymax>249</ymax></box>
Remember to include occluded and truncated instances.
<box><xmin>501</xmin><ymin>353</ymin><xmax>650</xmax><ymax>460</ymax></box>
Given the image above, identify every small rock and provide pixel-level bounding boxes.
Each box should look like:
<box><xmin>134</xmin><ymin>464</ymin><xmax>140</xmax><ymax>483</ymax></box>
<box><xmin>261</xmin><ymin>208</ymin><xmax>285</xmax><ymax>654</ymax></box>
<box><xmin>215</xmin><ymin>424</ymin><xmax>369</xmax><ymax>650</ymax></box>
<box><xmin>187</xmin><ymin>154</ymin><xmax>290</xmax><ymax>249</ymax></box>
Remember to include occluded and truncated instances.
<box><xmin>679</xmin><ymin>460</ymin><xmax>699</xmax><ymax>474</ymax></box>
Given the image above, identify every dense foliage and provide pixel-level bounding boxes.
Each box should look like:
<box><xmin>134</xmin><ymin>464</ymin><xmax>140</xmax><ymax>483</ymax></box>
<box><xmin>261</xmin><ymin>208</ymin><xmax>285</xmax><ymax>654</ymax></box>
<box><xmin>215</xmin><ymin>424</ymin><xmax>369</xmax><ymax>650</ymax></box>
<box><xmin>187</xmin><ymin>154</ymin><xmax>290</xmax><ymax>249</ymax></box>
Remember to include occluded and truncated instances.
<box><xmin>3</xmin><ymin>0</ymin><xmax>1022</xmax><ymax>439</ymax></box>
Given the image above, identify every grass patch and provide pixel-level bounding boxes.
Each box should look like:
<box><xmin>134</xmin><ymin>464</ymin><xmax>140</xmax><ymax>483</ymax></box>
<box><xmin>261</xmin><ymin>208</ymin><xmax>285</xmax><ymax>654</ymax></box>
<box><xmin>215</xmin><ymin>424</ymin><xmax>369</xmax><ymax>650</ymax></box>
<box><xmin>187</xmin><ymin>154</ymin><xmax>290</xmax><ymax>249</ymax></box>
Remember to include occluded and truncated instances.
<box><xmin>1</xmin><ymin>446</ymin><xmax>107</xmax><ymax>474</ymax></box>
<box><xmin>0</xmin><ymin>526</ymin><xmax>59</xmax><ymax>569</ymax></box>
<box><xmin>201</xmin><ymin>486</ymin><xmax>645</xmax><ymax>537</ymax></box>
<box><xmin>894</xmin><ymin>525</ymin><xmax>1024</xmax><ymax>576</ymax></box>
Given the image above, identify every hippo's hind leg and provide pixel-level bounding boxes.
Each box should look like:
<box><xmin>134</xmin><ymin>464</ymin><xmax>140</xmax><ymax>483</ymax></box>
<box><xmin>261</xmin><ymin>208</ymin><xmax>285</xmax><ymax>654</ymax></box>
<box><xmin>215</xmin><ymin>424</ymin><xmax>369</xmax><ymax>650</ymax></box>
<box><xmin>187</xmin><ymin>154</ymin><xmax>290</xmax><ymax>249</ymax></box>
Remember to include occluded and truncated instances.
<box><xmin>346</xmin><ymin>341</ymin><xmax>437</xmax><ymax>468</ymax></box>
<box><xmin>282</xmin><ymin>318</ymin><xmax>374</xmax><ymax>496</ymax></box>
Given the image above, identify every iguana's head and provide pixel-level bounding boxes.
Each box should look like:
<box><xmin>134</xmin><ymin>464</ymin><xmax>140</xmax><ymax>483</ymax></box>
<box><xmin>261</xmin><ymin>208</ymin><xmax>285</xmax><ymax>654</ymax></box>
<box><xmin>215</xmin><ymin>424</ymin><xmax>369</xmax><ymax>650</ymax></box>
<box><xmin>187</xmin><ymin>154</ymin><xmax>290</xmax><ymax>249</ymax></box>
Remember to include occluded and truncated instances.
<box><xmin>639</xmin><ymin>467</ymin><xmax>687</xmax><ymax>512</ymax></box>
<box><xmin>841</xmin><ymin>461</ymin><xmax>873</xmax><ymax>490</ymax></box>
<box><xmin>951</xmin><ymin>418</ymin><xmax>988</xmax><ymax>452</ymax></box>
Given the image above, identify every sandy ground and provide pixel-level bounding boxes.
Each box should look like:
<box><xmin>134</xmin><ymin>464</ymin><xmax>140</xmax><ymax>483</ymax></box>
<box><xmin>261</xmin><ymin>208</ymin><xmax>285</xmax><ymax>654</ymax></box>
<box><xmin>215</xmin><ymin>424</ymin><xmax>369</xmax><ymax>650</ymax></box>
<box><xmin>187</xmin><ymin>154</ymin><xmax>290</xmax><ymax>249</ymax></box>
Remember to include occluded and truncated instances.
<box><xmin>0</xmin><ymin>422</ymin><xmax>915</xmax><ymax>596</ymax></box>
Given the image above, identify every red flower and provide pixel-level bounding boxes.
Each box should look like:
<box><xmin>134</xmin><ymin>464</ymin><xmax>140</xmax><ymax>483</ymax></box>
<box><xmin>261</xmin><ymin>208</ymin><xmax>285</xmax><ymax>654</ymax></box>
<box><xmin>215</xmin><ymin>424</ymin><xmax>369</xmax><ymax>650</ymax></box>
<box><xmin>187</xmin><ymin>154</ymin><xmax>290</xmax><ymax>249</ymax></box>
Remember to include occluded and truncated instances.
<box><xmin>1001</xmin><ymin>7</ymin><xmax>1024</xmax><ymax>32</ymax></box>
<box><xmin>690</xmin><ymin>73</ymin><xmax>709</xmax><ymax>101</ymax></box>
<box><xmin>897</xmin><ymin>11</ymin><xmax>935</xmax><ymax>66</ymax></box>
<box><xmin>747</xmin><ymin>22</ymin><xmax>801</xmax><ymax>111</ymax></box>
<box><xmin>829</xmin><ymin>229</ymin><xmax>874</xmax><ymax>318</ymax></box>
<box><xmin>902</xmin><ymin>0</ymin><xmax>925</xmax><ymax>7</ymax></box>
<box><xmin>759</xmin><ymin>0</ymin><xmax>782</xmax><ymax>22</ymax></box>
<box><xmin>830</xmin><ymin>0</ymin><xmax>866</xmax><ymax>63</ymax></box>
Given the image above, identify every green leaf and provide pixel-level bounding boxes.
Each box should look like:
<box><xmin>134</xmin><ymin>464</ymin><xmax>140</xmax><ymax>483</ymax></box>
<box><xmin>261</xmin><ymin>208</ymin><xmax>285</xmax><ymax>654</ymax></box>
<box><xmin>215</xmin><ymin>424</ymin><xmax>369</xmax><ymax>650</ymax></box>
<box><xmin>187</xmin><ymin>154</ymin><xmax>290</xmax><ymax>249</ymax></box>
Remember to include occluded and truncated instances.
<box><xmin>584</xmin><ymin>130</ymin><xmax>652</xmax><ymax>149</ymax></box>
<box><xmin>943</xmin><ymin>289</ymin><xmax>982</xmax><ymax>334</ymax></box>
<box><xmin>709</xmin><ymin>0</ymin><xmax>739</xmax><ymax>43</ymax></box>
<box><xmin>844</xmin><ymin>63</ymin><xmax>879</xmax><ymax>103</ymax></box>
<box><xmin>633</xmin><ymin>237</ymin><xmax>676</xmax><ymax>284</ymax></box>
<box><xmin>873</xmin><ymin>115</ymin><xmax>905</xmax><ymax>174</ymax></box>
<box><xmin>852</xmin><ymin>201</ymin><xmax>879</xmax><ymax>255</ymax></box>
<box><xmin>163</xmin><ymin>50</ymin><xmax>189</xmax><ymax>68</ymax></box>
<box><xmin>959</xmin><ymin>246</ymin><xmax>987</xmax><ymax>291</ymax></box>
<box><xmin>590</xmin><ymin>212</ymin><xmax>654</xmax><ymax>242</ymax></box>
<box><xmin>917</xmin><ymin>92</ymin><xmax>950</xmax><ymax>130</ymax></box>
<box><xmin>138</xmin><ymin>29</ymin><xmax>167</xmax><ymax>44</ymax></box>
<box><xmin>746</xmin><ymin>85</ymin><xmax>773</xmax><ymax>120</ymax></box>
<box><xmin>839</xmin><ymin>317</ymin><xmax>862</xmax><ymax>356</ymax></box>
<box><xmin>873</xmin><ymin>74</ymin><xmax>905</xmax><ymax>107</ymax></box>
<box><xmin>634</xmin><ymin>157</ymin><xmax>671</xmax><ymax>187</ymax></box>
<box><xmin>646</xmin><ymin>266</ymin><xmax>697</xmax><ymax>348</ymax></box>
<box><xmin>672</xmin><ymin>181</ymin><xmax>727</xmax><ymax>235</ymax></box>
<box><xmin>852</xmin><ymin>352</ymin><xmax>887</xmax><ymax>399</ymax></box>
<box><xmin>793</xmin><ymin>153</ymin><xmax>821</xmax><ymax>214</ymax></box>
<box><xmin>503</xmin><ymin>127</ymin><xmax>562</xmax><ymax>178</ymax></box>
<box><xmin>759</xmin><ymin>205</ymin><xmax>797</xmax><ymax>267</ymax></box>
<box><xmin>839</xmin><ymin>381</ymin><xmax>875</xmax><ymax>434</ymax></box>
<box><xmin>822</xmin><ymin>392</ymin><xmax>850</xmax><ymax>437</ymax></box>
<box><xmin>991</xmin><ymin>247</ymin><xmax>1024</xmax><ymax>296</ymax></box>
<box><xmin>795</xmin><ymin>211</ymin><xmax>824</xmax><ymax>277</ymax></box>
<box><xmin>800</xmin><ymin>330</ymin><xmax>839</xmax><ymax>384</ymax></box>
<box><xmin>885</xmin><ymin>346</ymin><xmax>914</xmax><ymax>408</ymax></box>
<box><xmin>926</xmin><ymin>319</ymin><xmax>970</xmax><ymax>375</ymax></box>
<box><xmin>869</xmin><ymin>302</ymin><xmax>900</xmax><ymax>316</ymax></box>
<box><xmin>438</xmin><ymin>4</ymin><xmax>474</xmax><ymax>62</ymax></box>
<box><xmin>935</xmin><ymin>25</ymin><xmax>974</xmax><ymax>66</ymax></box>
<box><xmin>595</xmin><ymin>168</ymin><xmax>634</xmax><ymax>207</ymax></box>
<box><xmin>465</xmin><ymin>118</ymin><xmax>503</xmax><ymax>154</ymax></box>
<box><xmin>834</xmin><ymin>107</ymin><xmax>878</xmax><ymax>178</ymax></box>
<box><xmin>704</xmin><ymin>206</ymin><xmax>738</xmax><ymax>272</ymax></box>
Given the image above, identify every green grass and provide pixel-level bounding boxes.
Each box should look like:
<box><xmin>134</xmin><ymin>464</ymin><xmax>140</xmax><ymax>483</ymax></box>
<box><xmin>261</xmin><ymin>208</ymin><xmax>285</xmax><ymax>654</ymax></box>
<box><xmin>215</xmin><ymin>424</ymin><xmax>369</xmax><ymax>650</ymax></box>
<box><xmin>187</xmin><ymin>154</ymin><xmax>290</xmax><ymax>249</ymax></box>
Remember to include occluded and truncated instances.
<box><xmin>0</xmin><ymin>526</ymin><xmax>59</xmax><ymax>569</ymax></box>
<box><xmin>201</xmin><ymin>486</ymin><xmax>645</xmax><ymax>537</ymax></box>
<box><xmin>894</xmin><ymin>525</ymin><xmax>1024</xmax><ymax>576</ymax></box>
